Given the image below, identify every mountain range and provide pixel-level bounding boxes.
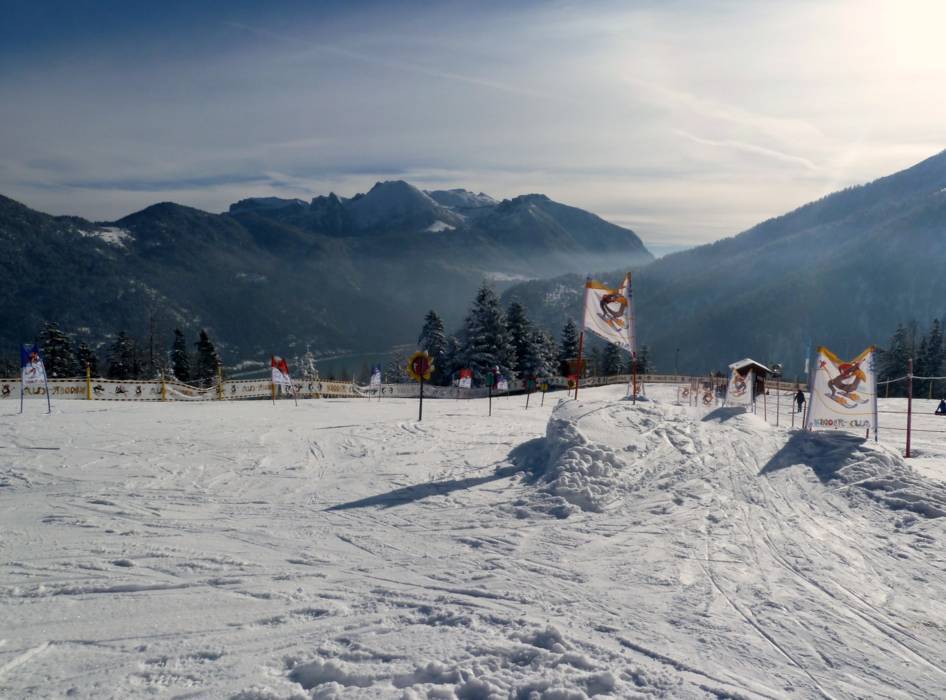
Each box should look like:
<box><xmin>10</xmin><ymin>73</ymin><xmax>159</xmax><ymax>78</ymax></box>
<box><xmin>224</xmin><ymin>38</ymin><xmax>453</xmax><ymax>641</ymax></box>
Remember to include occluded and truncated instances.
<box><xmin>502</xmin><ymin>149</ymin><xmax>946</xmax><ymax>376</ymax></box>
<box><xmin>0</xmin><ymin>181</ymin><xmax>652</xmax><ymax>366</ymax></box>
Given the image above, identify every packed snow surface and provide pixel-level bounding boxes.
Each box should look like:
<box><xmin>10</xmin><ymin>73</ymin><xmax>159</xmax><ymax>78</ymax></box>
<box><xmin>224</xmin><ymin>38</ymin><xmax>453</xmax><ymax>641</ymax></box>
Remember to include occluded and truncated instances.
<box><xmin>2</xmin><ymin>385</ymin><xmax>946</xmax><ymax>699</ymax></box>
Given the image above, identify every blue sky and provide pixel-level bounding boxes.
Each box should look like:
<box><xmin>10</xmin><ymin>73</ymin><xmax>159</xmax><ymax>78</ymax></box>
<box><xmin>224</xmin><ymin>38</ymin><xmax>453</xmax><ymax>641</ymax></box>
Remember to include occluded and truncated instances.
<box><xmin>2</xmin><ymin>0</ymin><xmax>943</xmax><ymax>246</ymax></box>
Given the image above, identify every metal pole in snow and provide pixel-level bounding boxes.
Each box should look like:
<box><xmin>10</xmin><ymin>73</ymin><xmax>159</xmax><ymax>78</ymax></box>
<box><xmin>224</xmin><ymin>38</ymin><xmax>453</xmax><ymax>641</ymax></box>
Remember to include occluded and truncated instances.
<box><xmin>906</xmin><ymin>358</ymin><xmax>913</xmax><ymax>458</ymax></box>
<box><xmin>418</xmin><ymin>375</ymin><xmax>424</xmax><ymax>421</ymax></box>
<box><xmin>574</xmin><ymin>332</ymin><xmax>585</xmax><ymax>401</ymax></box>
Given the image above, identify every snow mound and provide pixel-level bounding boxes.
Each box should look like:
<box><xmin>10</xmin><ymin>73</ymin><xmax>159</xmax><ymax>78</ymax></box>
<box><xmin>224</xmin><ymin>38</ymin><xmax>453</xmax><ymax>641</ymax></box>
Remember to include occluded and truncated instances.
<box><xmin>541</xmin><ymin>411</ymin><xmax>628</xmax><ymax>513</ymax></box>
<box><xmin>766</xmin><ymin>431</ymin><xmax>946</xmax><ymax>518</ymax></box>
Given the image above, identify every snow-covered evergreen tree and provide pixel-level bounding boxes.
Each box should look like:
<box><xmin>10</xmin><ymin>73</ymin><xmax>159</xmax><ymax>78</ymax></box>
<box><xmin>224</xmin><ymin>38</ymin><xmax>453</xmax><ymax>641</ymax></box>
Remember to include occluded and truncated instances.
<box><xmin>505</xmin><ymin>301</ymin><xmax>532</xmax><ymax>377</ymax></box>
<box><xmin>635</xmin><ymin>345</ymin><xmax>652</xmax><ymax>375</ymax></box>
<box><xmin>418</xmin><ymin>310</ymin><xmax>447</xmax><ymax>383</ymax></box>
<box><xmin>441</xmin><ymin>335</ymin><xmax>462</xmax><ymax>385</ymax></box>
<box><xmin>193</xmin><ymin>329</ymin><xmax>221</xmax><ymax>388</ymax></box>
<box><xmin>602</xmin><ymin>343</ymin><xmax>623</xmax><ymax>376</ymax></box>
<box><xmin>880</xmin><ymin>323</ymin><xmax>911</xmax><ymax>397</ymax></box>
<box><xmin>171</xmin><ymin>329</ymin><xmax>190</xmax><ymax>382</ymax></box>
<box><xmin>40</xmin><ymin>322</ymin><xmax>77</xmax><ymax>377</ymax></box>
<box><xmin>385</xmin><ymin>349</ymin><xmax>411</xmax><ymax>383</ymax></box>
<box><xmin>588</xmin><ymin>346</ymin><xmax>601</xmax><ymax>377</ymax></box>
<box><xmin>75</xmin><ymin>342</ymin><xmax>98</xmax><ymax>376</ymax></box>
<box><xmin>461</xmin><ymin>283</ymin><xmax>515</xmax><ymax>383</ymax></box>
<box><xmin>107</xmin><ymin>331</ymin><xmax>141</xmax><ymax>380</ymax></box>
<box><xmin>557</xmin><ymin>319</ymin><xmax>580</xmax><ymax>375</ymax></box>
<box><xmin>517</xmin><ymin>328</ymin><xmax>553</xmax><ymax>378</ymax></box>
<box><xmin>300</xmin><ymin>345</ymin><xmax>319</xmax><ymax>380</ymax></box>
<box><xmin>924</xmin><ymin>319</ymin><xmax>944</xmax><ymax>397</ymax></box>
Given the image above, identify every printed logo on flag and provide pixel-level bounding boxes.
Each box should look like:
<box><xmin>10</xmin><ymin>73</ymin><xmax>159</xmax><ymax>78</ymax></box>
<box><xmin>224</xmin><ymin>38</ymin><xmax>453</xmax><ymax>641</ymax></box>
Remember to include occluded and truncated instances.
<box><xmin>271</xmin><ymin>355</ymin><xmax>292</xmax><ymax>386</ymax></box>
<box><xmin>370</xmin><ymin>365</ymin><xmax>382</xmax><ymax>387</ymax></box>
<box><xmin>582</xmin><ymin>273</ymin><xmax>636</xmax><ymax>353</ymax></box>
<box><xmin>21</xmin><ymin>344</ymin><xmax>47</xmax><ymax>386</ymax></box>
<box><xmin>458</xmin><ymin>368</ymin><xmax>473</xmax><ymax>389</ymax></box>
<box><xmin>807</xmin><ymin>346</ymin><xmax>877</xmax><ymax>432</ymax></box>
<box><xmin>496</xmin><ymin>376</ymin><xmax>509</xmax><ymax>392</ymax></box>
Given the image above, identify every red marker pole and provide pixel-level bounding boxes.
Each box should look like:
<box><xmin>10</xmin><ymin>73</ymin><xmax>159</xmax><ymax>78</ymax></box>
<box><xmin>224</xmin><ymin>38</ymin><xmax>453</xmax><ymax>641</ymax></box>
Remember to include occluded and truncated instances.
<box><xmin>906</xmin><ymin>358</ymin><xmax>913</xmax><ymax>458</ymax></box>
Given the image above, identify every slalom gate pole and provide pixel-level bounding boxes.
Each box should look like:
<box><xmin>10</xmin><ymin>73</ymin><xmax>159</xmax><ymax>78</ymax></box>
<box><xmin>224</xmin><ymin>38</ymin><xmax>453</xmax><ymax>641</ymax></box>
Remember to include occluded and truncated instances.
<box><xmin>632</xmin><ymin>360</ymin><xmax>638</xmax><ymax>405</ymax></box>
<box><xmin>525</xmin><ymin>388</ymin><xmax>530</xmax><ymax>410</ymax></box>
<box><xmin>488</xmin><ymin>382</ymin><xmax>492</xmax><ymax>417</ymax></box>
<box><xmin>86</xmin><ymin>363</ymin><xmax>92</xmax><ymax>400</ymax></box>
<box><xmin>775</xmin><ymin>386</ymin><xmax>780</xmax><ymax>427</ymax></box>
<box><xmin>19</xmin><ymin>381</ymin><xmax>23</xmax><ymax>414</ymax></box>
<box><xmin>418</xmin><ymin>376</ymin><xmax>424</xmax><ymax>421</ymax></box>
<box><xmin>906</xmin><ymin>358</ymin><xmax>913</xmax><ymax>458</ymax></box>
<box><xmin>43</xmin><ymin>370</ymin><xmax>51</xmax><ymax>414</ymax></box>
<box><xmin>160</xmin><ymin>371</ymin><xmax>167</xmax><ymax>401</ymax></box>
<box><xmin>574</xmin><ymin>331</ymin><xmax>585</xmax><ymax>400</ymax></box>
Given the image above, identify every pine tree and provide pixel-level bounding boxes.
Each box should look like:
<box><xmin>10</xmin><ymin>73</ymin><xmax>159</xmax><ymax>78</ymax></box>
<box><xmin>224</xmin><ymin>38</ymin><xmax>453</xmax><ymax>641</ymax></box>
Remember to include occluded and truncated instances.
<box><xmin>40</xmin><ymin>322</ymin><xmax>77</xmax><ymax>377</ymax></box>
<box><xmin>925</xmin><ymin>318</ymin><xmax>944</xmax><ymax>397</ymax></box>
<box><xmin>516</xmin><ymin>328</ymin><xmax>547</xmax><ymax>378</ymax></box>
<box><xmin>635</xmin><ymin>345</ymin><xmax>652</xmax><ymax>375</ymax></box>
<box><xmin>441</xmin><ymin>336</ymin><xmax>462</xmax><ymax>385</ymax></box>
<box><xmin>418</xmin><ymin>310</ymin><xmax>447</xmax><ymax>384</ymax></box>
<box><xmin>107</xmin><ymin>331</ymin><xmax>139</xmax><ymax>380</ymax></box>
<box><xmin>171</xmin><ymin>329</ymin><xmax>191</xmax><ymax>382</ymax></box>
<box><xmin>505</xmin><ymin>301</ymin><xmax>532</xmax><ymax>377</ymax></box>
<box><xmin>537</xmin><ymin>329</ymin><xmax>558</xmax><ymax>377</ymax></box>
<box><xmin>588</xmin><ymin>346</ymin><xmax>602</xmax><ymax>377</ymax></box>
<box><xmin>602</xmin><ymin>343</ymin><xmax>623</xmax><ymax>376</ymax></box>
<box><xmin>460</xmin><ymin>283</ymin><xmax>515</xmax><ymax>384</ymax></box>
<box><xmin>75</xmin><ymin>342</ymin><xmax>98</xmax><ymax>376</ymax></box>
<box><xmin>300</xmin><ymin>345</ymin><xmax>319</xmax><ymax>380</ymax></box>
<box><xmin>385</xmin><ymin>349</ymin><xmax>410</xmax><ymax>383</ymax></box>
<box><xmin>880</xmin><ymin>323</ymin><xmax>911</xmax><ymax>397</ymax></box>
<box><xmin>193</xmin><ymin>329</ymin><xmax>222</xmax><ymax>388</ymax></box>
<box><xmin>557</xmin><ymin>319</ymin><xmax>580</xmax><ymax>375</ymax></box>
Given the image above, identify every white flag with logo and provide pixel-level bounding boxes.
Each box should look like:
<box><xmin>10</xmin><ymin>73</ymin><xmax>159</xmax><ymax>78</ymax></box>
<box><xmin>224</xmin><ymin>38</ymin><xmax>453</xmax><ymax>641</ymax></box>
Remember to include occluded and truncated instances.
<box><xmin>582</xmin><ymin>274</ymin><xmax>635</xmax><ymax>352</ymax></box>
<box><xmin>726</xmin><ymin>368</ymin><xmax>754</xmax><ymax>407</ymax></box>
<box><xmin>807</xmin><ymin>346</ymin><xmax>877</xmax><ymax>433</ymax></box>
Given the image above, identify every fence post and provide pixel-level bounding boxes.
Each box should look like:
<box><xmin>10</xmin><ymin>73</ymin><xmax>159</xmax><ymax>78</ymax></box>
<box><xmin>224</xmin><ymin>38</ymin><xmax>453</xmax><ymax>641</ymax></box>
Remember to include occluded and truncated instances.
<box><xmin>906</xmin><ymin>358</ymin><xmax>913</xmax><ymax>458</ymax></box>
<box><xmin>85</xmin><ymin>363</ymin><xmax>92</xmax><ymax>400</ymax></box>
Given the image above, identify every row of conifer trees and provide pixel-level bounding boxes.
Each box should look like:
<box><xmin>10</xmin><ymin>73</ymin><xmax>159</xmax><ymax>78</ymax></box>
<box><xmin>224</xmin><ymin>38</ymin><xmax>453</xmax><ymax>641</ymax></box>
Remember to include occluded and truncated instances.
<box><xmin>394</xmin><ymin>282</ymin><xmax>651</xmax><ymax>387</ymax></box>
<box><xmin>3</xmin><ymin>323</ymin><xmax>223</xmax><ymax>387</ymax></box>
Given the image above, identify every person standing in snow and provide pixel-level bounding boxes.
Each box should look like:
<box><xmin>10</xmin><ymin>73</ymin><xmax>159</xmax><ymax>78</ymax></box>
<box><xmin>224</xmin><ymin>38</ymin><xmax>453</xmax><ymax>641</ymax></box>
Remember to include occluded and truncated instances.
<box><xmin>795</xmin><ymin>388</ymin><xmax>806</xmax><ymax>413</ymax></box>
<box><xmin>935</xmin><ymin>399</ymin><xmax>946</xmax><ymax>416</ymax></box>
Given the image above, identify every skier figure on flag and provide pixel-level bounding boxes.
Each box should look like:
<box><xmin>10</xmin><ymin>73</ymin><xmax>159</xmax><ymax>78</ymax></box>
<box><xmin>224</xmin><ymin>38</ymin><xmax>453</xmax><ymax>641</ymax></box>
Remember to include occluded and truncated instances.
<box><xmin>828</xmin><ymin>359</ymin><xmax>865</xmax><ymax>402</ymax></box>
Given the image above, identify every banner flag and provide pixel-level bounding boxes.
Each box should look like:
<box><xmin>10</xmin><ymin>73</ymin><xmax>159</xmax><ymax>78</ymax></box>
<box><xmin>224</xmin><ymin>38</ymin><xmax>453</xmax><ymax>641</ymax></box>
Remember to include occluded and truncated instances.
<box><xmin>582</xmin><ymin>274</ymin><xmax>636</xmax><ymax>352</ymax></box>
<box><xmin>458</xmin><ymin>368</ymin><xmax>473</xmax><ymax>389</ymax></box>
<box><xmin>726</xmin><ymin>368</ymin><xmax>754</xmax><ymax>407</ymax></box>
<box><xmin>21</xmin><ymin>344</ymin><xmax>47</xmax><ymax>385</ymax></box>
<box><xmin>369</xmin><ymin>365</ymin><xmax>382</xmax><ymax>387</ymax></box>
<box><xmin>807</xmin><ymin>346</ymin><xmax>877</xmax><ymax>433</ymax></box>
<box><xmin>271</xmin><ymin>356</ymin><xmax>292</xmax><ymax>386</ymax></box>
<box><xmin>496</xmin><ymin>376</ymin><xmax>509</xmax><ymax>392</ymax></box>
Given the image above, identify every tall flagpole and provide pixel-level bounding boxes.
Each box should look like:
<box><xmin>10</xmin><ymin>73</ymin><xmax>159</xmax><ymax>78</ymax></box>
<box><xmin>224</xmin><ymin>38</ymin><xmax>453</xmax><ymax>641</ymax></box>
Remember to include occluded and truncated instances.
<box><xmin>575</xmin><ymin>277</ymin><xmax>591</xmax><ymax>400</ymax></box>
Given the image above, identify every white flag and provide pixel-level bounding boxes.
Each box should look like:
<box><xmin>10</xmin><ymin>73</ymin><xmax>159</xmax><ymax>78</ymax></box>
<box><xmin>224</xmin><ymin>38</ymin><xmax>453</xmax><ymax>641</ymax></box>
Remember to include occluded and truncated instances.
<box><xmin>20</xmin><ymin>344</ymin><xmax>47</xmax><ymax>386</ymax></box>
<box><xmin>369</xmin><ymin>365</ymin><xmax>382</xmax><ymax>387</ymax></box>
<box><xmin>726</xmin><ymin>368</ymin><xmax>754</xmax><ymax>407</ymax></box>
<box><xmin>807</xmin><ymin>346</ymin><xmax>877</xmax><ymax>433</ymax></box>
<box><xmin>271</xmin><ymin>356</ymin><xmax>292</xmax><ymax>386</ymax></box>
<box><xmin>583</xmin><ymin>274</ymin><xmax>635</xmax><ymax>352</ymax></box>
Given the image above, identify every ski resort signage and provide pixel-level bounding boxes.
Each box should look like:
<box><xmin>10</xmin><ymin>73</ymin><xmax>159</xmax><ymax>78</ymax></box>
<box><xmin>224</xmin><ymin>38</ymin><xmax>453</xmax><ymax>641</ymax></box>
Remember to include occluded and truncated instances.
<box><xmin>407</xmin><ymin>350</ymin><xmax>434</xmax><ymax>421</ymax></box>
<box><xmin>806</xmin><ymin>346</ymin><xmax>878</xmax><ymax>435</ymax></box>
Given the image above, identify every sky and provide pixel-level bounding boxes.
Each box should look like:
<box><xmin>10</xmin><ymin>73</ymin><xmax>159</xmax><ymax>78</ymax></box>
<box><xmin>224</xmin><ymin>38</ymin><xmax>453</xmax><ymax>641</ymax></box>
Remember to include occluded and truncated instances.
<box><xmin>1</xmin><ymin>0</ymin><xmax>944</xmax><ymax>248</ymax></box>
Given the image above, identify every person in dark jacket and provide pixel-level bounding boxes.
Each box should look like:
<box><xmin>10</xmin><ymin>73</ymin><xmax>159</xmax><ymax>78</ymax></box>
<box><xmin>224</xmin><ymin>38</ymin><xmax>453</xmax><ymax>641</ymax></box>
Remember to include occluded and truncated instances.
<box><xmin>936</xmin><ymin>399</ymin><xmax>946</xmax><ymax>416</ymax></box>
<box><xmin>795</xmin><ymin>388</ymin><xmax>806</xmax><ymax>413</ymax></box>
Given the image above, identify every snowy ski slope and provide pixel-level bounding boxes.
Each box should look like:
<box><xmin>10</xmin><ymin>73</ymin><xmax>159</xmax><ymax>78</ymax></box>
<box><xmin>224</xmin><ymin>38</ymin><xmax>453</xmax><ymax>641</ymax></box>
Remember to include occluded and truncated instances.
<box><xmin>2</xmin><ymin>385</ymin><xmax>946</xmax><ymax>699</ymax></box>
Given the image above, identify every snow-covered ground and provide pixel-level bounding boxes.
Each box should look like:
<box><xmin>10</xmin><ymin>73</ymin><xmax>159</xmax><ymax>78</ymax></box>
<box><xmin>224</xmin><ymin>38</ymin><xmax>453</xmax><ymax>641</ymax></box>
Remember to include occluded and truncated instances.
<box><xmin>2</xmin><ymin>385</ymin><xmax>946</xmax><ymax>699</ymax></box>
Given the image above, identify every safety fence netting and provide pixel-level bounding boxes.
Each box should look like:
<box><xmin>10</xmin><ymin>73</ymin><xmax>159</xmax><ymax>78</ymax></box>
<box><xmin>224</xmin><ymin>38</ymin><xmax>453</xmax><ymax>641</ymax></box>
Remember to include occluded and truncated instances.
<box><xmin>2</xmin><ymin>372</ymin><xmax>708</xmax><ymax>403</ymax></box>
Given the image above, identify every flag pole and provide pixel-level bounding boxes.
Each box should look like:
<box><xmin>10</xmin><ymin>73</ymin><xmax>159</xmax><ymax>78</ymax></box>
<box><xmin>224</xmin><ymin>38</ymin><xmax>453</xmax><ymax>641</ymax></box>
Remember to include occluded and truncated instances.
<box><xmin>271</xmin><ymin>356</ymin><xmax>276</xmax><ymax>406</ymax></box>
<box><xmin>574</xmin><ymin>331</ymin><xmax>584</xmax><ymax>400</ymax></box>
<box><xmin>43</xmin><ymin>369</ymin><xmax>52</xmax><ymax>414</ymax></box>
